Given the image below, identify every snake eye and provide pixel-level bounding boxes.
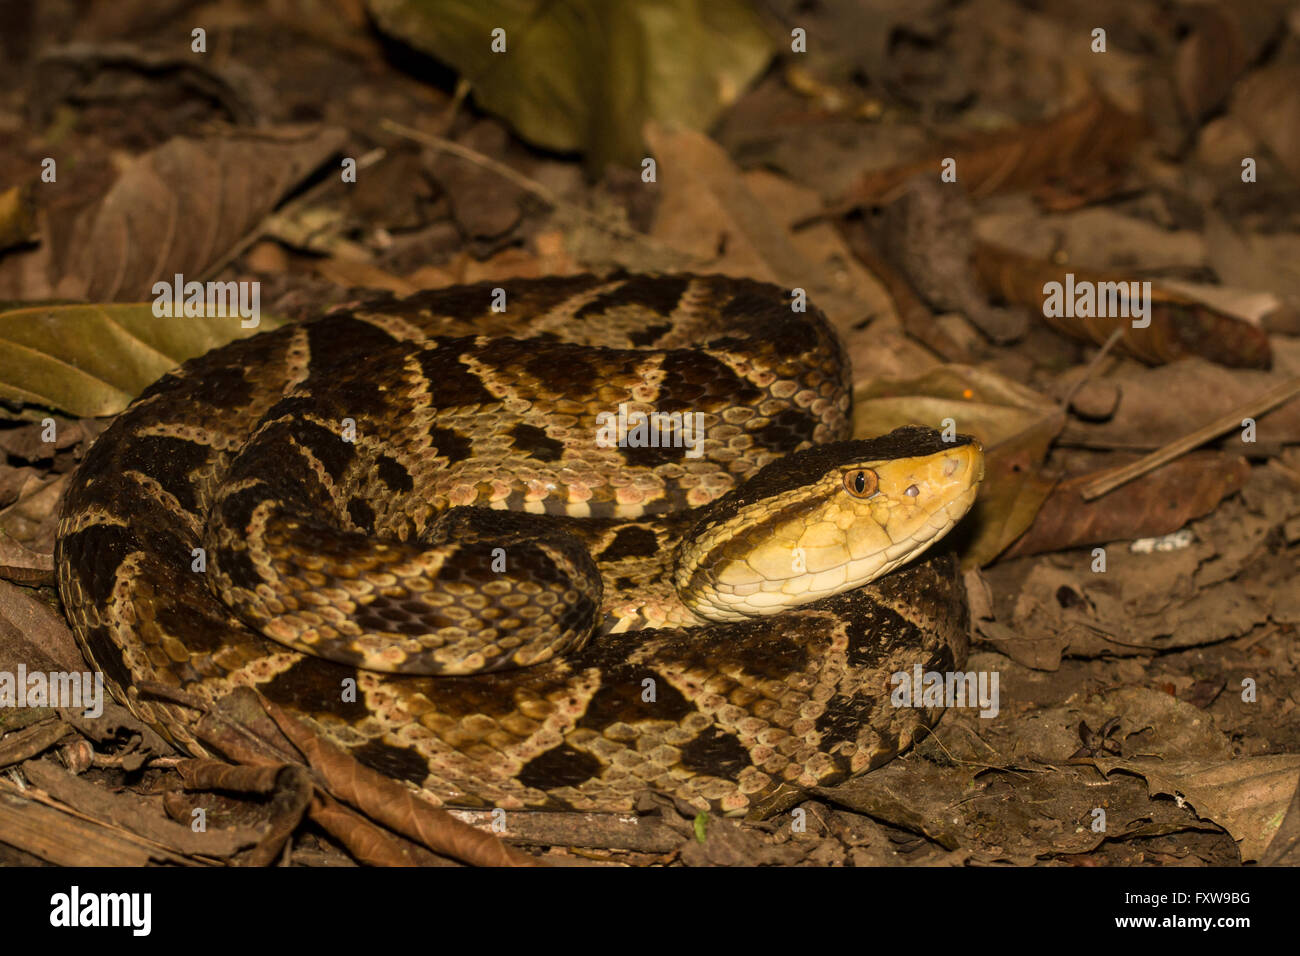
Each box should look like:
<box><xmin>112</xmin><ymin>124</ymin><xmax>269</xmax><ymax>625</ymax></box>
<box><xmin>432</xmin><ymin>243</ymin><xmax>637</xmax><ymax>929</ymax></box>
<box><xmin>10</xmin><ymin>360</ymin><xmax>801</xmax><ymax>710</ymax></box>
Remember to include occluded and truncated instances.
<box><xmin>842</xmin><ymin>468</ymin><xmax>878</xmax><ymax>498</ymax></box>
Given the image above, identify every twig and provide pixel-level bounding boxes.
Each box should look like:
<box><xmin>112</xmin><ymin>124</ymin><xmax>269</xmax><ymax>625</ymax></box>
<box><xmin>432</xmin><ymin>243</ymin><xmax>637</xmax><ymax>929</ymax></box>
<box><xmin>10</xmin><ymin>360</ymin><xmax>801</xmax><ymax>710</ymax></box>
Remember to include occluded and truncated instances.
<box><xmin>1079</xmin><ymin>375</ymin><xmax>1300</xmax><ymax>500</ymax></box>
<box><xmin>381</xmin><ymin>118</ymin><xmax>567</xmax><ymax>207</ymax></box>
<box><xmin>1060</xmin><ymin>324</ymin><xmax>1124</xmax><ymax>410</ymax></box>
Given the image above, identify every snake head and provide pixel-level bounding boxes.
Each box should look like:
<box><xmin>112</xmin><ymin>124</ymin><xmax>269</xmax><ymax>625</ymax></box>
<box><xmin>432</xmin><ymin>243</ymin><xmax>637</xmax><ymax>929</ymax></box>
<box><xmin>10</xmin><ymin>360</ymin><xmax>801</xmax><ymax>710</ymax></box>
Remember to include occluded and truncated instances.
<box><xmin>675</xmin><ymin>426</ymin><xmax>984</xmax><ymax>622</ymax></box>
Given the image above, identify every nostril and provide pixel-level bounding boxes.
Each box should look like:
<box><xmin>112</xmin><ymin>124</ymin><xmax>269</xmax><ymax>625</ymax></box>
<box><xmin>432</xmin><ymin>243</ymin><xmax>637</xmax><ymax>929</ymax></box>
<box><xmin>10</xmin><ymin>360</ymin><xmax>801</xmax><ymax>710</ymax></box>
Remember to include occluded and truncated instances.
<box><xmin>905</xmin><ymin>484</ymin><xmax>919</xmax><ymax>497</ymax></box>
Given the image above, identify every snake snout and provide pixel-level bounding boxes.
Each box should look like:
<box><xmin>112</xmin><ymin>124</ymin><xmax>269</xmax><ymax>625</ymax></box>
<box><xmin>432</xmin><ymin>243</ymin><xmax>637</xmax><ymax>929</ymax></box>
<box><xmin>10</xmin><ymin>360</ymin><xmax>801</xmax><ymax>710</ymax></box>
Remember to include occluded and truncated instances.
<box><xmin>941</xmin><ymin>439</ymin><xmax>985</xmax><ymax>487</ymax></box>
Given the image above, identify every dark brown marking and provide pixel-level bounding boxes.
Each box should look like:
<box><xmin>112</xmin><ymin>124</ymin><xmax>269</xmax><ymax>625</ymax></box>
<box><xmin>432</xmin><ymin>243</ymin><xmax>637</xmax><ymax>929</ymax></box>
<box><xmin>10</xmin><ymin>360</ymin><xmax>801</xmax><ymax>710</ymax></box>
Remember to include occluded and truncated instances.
<box><xmin>750</xmin><ymin>405</ymin><xmax>820</xmax><ymax>453</ymax></box>
<box><xmin>416</xmin><ymin>343</ymin><xmax>496</xmax><ymax>407</ymax></box>
<box><xmin>116</xmin><ymin>435</ymin><xmax>214</xmax><ymax>513</ymax></box>
<box><xmin>575</xmin><ymin>669</ymin><xmax>693</xmax><ymax>730</ymax></box>
<box><xmin>522</xmin><ymin>349</ymin><xmax>599</xmax><ymax>393</ymax></box>
<box><xmin>138</xmin><ymin>361</ymin><xmax>254</xmax><ymax>411</ymax></box>
<box><xmin>678</xmin><ymin>725</ymin><xmax>750</xmax><ymax>778</ymax></box>
<box><xmin>305</xmin><ymin>315</ymin><xmax>400</xmax><ymax>369</ymax></box>
<box><xmin>347</xmin><ymin>497</ymin><xmax>376</xmax><ymax>532</ymax></box>
<box><xmin>517</xmin><ymin>742</ymin><xmax>603</xmax><ymax>790</ymax></box>
<box><xmin>621</xmin><ymin>442</ymin><xmax>685</xmax><ymax>469</ymax></box>
<box><xmin>573</xmin><ymin>273</ymin><xmax>689</xmax><ymax>321</ymax></box>
<box><xmin>508</xmin><ymin>423</ymin><xmax>563</xmax><ymax>462</ymax></box>
<box><xmin>258</xmin><ymin>658</ymin><xmax>371</xmax><ymax>721</ymax></box>
<box><xmin>655</xmin><ymin>350</ymin><xmax>762</xmax><ymax>413</ymax></box>
<box><xmin>59</xmin><ymin>523</ymin><xmax>135</xmax><ymax>608</ymax></box>
<box><xmin>350</xmin><ymin>738</ymin><xmax>431</xmax><ymax>786</ymax></box>
<box><xmin>212</xmin><ymin>485</ymin><xmax>266</xmax><ymax>539</ymax></box>
<box><xmin>597</xmin><ymin>526</ymin><xmax>660</xmax><ymax>562</ymax></box>
<box><xmin>375</xmin><ymin>455</ymin><xmax>413</xmax><ymax>492</ymax></box>
<box><xmin>154</xmin><ymin>599</ymin><xmax>234</xmax><ymax>656</ymax></box>
<box><xmin>285</xmin><ymin>419</ymin><xmax>356</xmax><ymax>483</ymax></box>
<box><xmin>844</xmin><ymin>604</ymin><xmax>910</xmax><ymax>667</ymax></box>
<box><xmin>429</xmin><ymin>425</ymin><xmax>473</xmax><ymax>465</ymax></box>
<box><xmin>814</xmin><ymin>695</ymin><xmax>870</xmax><ymax>748</ymax></box>
<box><xmin>627</xmin><ymin>323</ymin><xmax>672</xmax><ymax>347</ymax></box>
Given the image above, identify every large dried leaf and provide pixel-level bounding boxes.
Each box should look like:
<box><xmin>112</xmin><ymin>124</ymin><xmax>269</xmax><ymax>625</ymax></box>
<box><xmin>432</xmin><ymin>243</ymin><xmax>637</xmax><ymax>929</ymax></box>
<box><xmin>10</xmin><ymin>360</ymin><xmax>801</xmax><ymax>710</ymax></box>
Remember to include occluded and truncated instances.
<box><xmin>973</xmin><ymin>241</ymin><xmax>1273</xmax><ymax>369</ymax></box>
<box><xmin>0</xmin><ymin>303</ymin><xmax>283</xmax><ymax>417</ymax></box>
<box><xmin>1097</xmin><ymin>754</ymin><xmax>1300</xmax><ymax>863</ymax></box>
<box><xmin>1001</xmin><ymin>453</ymin><xmax>1251</xmax><ymax>560</ymax></box>
<box><xmin>827</xmin><ymin>94</ymin><xmax>1146</xmax><ymax>213</ymax></box>
<box><xmin>644</xmin><ymin>125</ymin><xmax>807</xmax><ymax>286</ymax></box>
<box><xmin>0</xmin><ymin>578</ymin><xmax>84</xmax><ymax>675</ymax></box>
<box><xmin>1060</xmin><ymin>354</ymin><xmax>1300</xmax><ymax>450</ymax></box>
<box><xmin>53</xmin><ymin>126</ymin><xmax>346</xmax><ymax>301</ymax></box>
<box><xmin>366</xmin><ymin>0</ymin><xmax>772</xmax><ymax>170</ymax></box>
<box><xmin>259</xmin><ymin>696</ymin><xmax>539</xmax><ymax>866</ymax></box>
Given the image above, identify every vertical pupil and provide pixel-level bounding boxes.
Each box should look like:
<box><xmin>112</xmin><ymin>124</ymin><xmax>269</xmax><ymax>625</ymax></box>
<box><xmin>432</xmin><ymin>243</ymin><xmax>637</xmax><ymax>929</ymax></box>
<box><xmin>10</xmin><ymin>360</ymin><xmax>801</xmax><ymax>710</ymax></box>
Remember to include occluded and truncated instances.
<box><xmin>854</xmin><ymin>472</ymin><xmax>865</xmax><ymax>493</ymax></box>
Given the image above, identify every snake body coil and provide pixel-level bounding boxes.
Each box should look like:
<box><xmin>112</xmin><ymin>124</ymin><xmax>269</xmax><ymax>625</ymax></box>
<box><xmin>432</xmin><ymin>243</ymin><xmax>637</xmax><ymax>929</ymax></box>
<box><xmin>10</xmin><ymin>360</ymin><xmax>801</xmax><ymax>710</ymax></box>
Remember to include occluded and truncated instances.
<box><xmin>57</xmin><ymin>274</ymin><xmax>982</xmax><ymax>816</ymax></box>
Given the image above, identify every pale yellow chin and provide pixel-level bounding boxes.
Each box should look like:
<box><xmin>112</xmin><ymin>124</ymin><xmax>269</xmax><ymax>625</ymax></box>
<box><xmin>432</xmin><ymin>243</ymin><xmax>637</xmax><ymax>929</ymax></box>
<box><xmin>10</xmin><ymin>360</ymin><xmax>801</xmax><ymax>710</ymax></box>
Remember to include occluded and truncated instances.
<box><xmin>684</xmin><ymin>441</ymin><xmax>983</xmax><ymax>622</ymax></box>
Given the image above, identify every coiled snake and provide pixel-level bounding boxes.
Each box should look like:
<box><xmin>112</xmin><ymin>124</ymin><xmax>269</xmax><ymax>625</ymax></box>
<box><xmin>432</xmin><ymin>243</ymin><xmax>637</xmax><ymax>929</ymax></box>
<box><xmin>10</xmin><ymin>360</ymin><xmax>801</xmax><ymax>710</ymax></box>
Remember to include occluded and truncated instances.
<box><xmin>56</xmin><ymin>274</ymin><xmax>983</xmax><ymax>817</ymax></box>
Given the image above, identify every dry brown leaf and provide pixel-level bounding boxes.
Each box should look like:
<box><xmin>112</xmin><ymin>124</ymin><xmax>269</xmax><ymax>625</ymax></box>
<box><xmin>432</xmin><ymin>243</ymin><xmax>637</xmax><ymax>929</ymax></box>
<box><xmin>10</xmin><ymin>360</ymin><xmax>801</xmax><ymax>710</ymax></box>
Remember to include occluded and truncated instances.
<box><xmin>173</xmin><ymin>758</ymin><xmax>314</xmax><ymax>866</ymax></box>
<box><xmin>0</xmin><ymin>472</ymin><xmax>66</xmax><ymax>559</ymax></box>
<box><xmin>23</xmin><ymin>757</ymin><xmax>261</xmax><ymax>858</ymax></box>
<box><xmin>1096</xmin><ymin>754</ymin><xmax>1300</xmax><ymax>863</ymax></box>
<box><xmin>745</xmin><ymin>170</ymin><xmax>896</xmax><ymax>333</ymax></box>
<box><xmin>825</xmin><ymin>93</ymin><xmax>1147</xmax><ymax>214</ymax></box>
<box><xmin>0</xmin><ymin>535</ymin><xmax>54</xmax><ymax>585</ymax></box>
<box><xmin>645</xmin><ymin>122</ymin><xmax>811</xmax><ymax>288</ymax></box>
<box><xmin>973</xmin><ymin>241</ymin><xmax>1273</xmax><ymax>369</ymax></box>
<box><xmin>53</xmin><ymin>126</ymin><xmax>347</xmax><ymax>301</ymax></box>
<box><xmin>1001</xmin><ymin>453</ymin><xmax>1251</xmax><ymax>560</ymax></box>
<box><xmin>0</xmin><ymin>578</ymin><xmax>83</xmax><ymax>673</ymax></box>
<box><xmin>1060</xmin><ymin>355</ymin><xmax>1300</xmax><ymax>451</ymax></box>
<box><xmin>259</xmin><ymin>696</ymin><xmax>540</xmax><ymax>867</ymax></box>
<box><xmin>310</xmin><ymin>791</ymin><xmax>458</xmax><ymax>866</ymax></box>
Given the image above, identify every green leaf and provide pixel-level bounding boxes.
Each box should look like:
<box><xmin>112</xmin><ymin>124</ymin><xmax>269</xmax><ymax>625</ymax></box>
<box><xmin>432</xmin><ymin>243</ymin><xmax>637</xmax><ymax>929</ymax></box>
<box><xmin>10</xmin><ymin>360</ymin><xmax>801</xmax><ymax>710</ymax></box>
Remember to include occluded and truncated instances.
<box><xmin>367</xmin><ymin>0</ymin><xmax>774</xmax><ymax>169</ymax></box>
<box><xmin>693</xmin><ymin>811</ymin><xmax>708</xmax><ymax>842</ymax></box>
<box><xmin>0</xmin><ymin>304</ymin><xmax>284</xmax><ymax>417</ymax></box>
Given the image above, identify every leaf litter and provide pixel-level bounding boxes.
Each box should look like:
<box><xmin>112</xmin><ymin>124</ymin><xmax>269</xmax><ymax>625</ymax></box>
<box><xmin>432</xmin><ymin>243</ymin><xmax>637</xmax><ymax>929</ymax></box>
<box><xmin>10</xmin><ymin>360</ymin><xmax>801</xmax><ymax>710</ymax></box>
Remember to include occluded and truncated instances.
<box><xmin>0</xmin><ymin>0</ymin><xmax>1296</xmax><ymax>867</ymax></box>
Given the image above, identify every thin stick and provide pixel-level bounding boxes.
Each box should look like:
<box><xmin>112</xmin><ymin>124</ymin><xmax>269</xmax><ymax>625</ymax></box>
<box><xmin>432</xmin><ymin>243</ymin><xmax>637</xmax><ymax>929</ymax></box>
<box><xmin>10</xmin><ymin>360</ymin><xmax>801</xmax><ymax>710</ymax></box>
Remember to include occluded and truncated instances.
<box><xmin>1060</xmin><ymin>324</ymin><xmax>1124</xmax><ymax>410</ymax></box>
<box><xmin>1079</xmin><ymin>375</ymin><xmax>1300</xmax><ymax>500</ymax></box>
<box><xmin>381</xmin><ymin>118</ymin><xmax>567</xmax><ymax>207</ymax></box>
